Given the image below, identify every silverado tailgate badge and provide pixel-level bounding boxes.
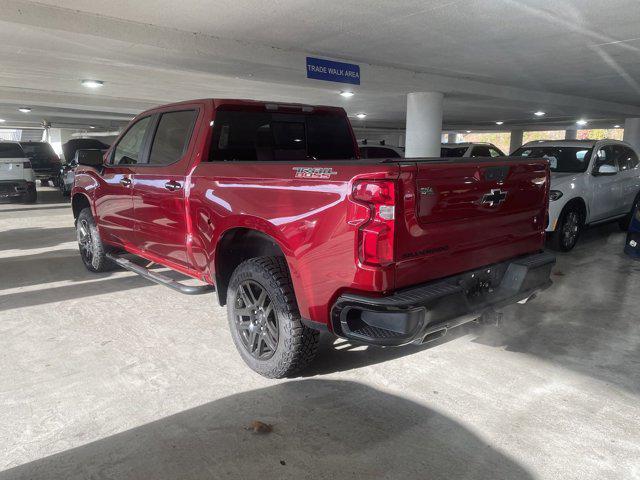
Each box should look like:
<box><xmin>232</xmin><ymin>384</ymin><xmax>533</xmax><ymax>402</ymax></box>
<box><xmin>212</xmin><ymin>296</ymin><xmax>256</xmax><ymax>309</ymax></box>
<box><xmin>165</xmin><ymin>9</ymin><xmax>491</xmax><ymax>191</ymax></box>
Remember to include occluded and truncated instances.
<box><xmin>293</xmin><ymin>167</ymin><xmax>338</xmax><ymax>179</ymax></box>
<box><xmin>482</xmin><ymin>188</ymin><xmax>508</xmax><ymax>206</ymax></box>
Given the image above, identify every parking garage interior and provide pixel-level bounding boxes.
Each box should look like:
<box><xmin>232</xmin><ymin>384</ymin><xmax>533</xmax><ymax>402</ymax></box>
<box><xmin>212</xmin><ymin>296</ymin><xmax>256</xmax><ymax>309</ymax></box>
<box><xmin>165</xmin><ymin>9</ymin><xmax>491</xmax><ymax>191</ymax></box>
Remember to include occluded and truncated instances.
<box><xmin>1</xmin><ymin>1</ymin><xmax>640</xmax><ymax>479</ymax></box>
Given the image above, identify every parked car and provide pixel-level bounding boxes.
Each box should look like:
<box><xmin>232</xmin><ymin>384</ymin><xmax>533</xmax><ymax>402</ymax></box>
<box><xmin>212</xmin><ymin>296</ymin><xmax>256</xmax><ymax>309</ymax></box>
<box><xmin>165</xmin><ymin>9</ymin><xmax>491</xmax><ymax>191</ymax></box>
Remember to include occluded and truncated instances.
<box><xmin>440</xmin><ymin>142</ymin><xmax>505</xmax><ymax>158</ymax></box>
<box><xmin>71</xmin><ymin>98</ymin><xmax>554</xmax><ymax>378</ymax></box>
<box><xmin>624</xmin><ymin>201</ymin><xmax>640</xmax><ymax>260</ymax></box>
<box><xmin>0</xmin><ymin>141</ymin><xmax>37</xmax><ymax>203</ymax></box>
<box><xmin>61</xmin><ymin>138</ymin><xmax>110</xmax><ymax>163</ymax></box>
<box><xmin>512</xmin><ymin>139</ymin><xmax>640</xmax><ymax>251</ymax></box>
<box><xmin>358</xmin><ymin>140</ymin><xmax>404</xmax><ymax>159</ymax></box>
<box><xmin>19</xmin><ymin>141</ymin><xmax>61</xmax><ymax>187</ymax></box>
<box><xmin>59</xmin><ymin>139</ymin><xmax>110</xmax><ymax>196</ymax></box>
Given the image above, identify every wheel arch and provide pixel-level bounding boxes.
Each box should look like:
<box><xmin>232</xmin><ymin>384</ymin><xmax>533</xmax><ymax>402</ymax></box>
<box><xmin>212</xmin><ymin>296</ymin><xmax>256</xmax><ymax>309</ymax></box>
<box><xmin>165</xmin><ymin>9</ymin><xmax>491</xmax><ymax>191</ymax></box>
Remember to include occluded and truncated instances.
<box><xmin>214</xmin><ymin>227</ymin><xmax>288</xmax><ymax>306</ymax></box>
<box><xmin>562</xmin><ymin>196</ymin><xmax>588</xmax><ymax>224</ymax></box>
<box><xmin>71</xmin><ymin>193</ymin><xmax>93</xmax><ymax>220</ymax></box>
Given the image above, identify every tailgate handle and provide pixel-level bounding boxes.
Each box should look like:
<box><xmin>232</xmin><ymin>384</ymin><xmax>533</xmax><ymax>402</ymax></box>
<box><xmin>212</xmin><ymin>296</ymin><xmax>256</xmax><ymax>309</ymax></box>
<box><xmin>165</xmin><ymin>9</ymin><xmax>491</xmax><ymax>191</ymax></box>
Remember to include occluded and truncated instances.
<box><xmin>483</xmin><ymin>166</ymin><xmax>510</xmax><ymax>182</ymax></box>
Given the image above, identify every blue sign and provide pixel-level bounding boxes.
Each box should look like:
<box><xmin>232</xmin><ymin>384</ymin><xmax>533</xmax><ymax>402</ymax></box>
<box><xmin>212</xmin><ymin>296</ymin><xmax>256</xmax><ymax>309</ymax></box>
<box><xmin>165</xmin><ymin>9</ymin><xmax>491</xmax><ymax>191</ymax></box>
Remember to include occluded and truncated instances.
<box><xmin>306</xmin><ymin>57</ymin><xmax>360</xmax><ymax>85</ymax></box>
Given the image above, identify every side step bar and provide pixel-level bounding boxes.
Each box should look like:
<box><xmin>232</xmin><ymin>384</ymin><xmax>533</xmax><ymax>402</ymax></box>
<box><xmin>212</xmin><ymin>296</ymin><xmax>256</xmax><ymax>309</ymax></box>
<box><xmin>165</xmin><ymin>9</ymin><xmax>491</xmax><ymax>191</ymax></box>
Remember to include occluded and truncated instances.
<box><xmin>106</xmin><ymin>253</ymin><xmax>215</xmax><ymax>295</ymax></box>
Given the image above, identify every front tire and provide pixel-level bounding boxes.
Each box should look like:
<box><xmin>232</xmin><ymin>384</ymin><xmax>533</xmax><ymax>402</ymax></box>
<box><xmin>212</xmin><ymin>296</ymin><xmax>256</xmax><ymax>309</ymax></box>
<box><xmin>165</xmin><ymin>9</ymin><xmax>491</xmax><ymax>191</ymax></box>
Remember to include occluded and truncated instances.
<box><xmin>549</xmin><ymin>205</ymin><xmax>583</xmax><ymax>252</ymax></box>
<box><xmin>227</xmin><ymin>256</ymin><xmax>319</xmax><ymax>378</ymax></box>
<box><xmin>76</xmin><ymin>208</ymin><xmax>111</xmax><ymax>272</ymax></box>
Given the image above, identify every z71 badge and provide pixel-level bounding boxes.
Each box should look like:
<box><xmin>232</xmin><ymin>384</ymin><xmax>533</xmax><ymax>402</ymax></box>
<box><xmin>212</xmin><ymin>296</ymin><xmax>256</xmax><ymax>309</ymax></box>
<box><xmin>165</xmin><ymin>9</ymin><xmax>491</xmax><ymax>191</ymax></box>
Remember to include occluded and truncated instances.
<box><xmin>292</xmin><ymin>167</ymin><xmax>338</xmax><ymax>179</ymax></box>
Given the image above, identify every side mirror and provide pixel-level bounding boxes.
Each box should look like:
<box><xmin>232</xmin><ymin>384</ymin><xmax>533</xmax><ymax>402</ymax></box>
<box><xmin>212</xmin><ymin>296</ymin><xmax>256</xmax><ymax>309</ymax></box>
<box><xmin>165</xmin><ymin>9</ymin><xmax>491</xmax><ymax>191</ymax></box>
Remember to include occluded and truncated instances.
<box><xmin>594</xmin><ymin>163</ymin><xmax>618</xmax><ymax>176</ymax></box>
<box><xmin>75</xmin><ymin>149</ymin><xmax>104</xmax><ymax>168</ymax></box>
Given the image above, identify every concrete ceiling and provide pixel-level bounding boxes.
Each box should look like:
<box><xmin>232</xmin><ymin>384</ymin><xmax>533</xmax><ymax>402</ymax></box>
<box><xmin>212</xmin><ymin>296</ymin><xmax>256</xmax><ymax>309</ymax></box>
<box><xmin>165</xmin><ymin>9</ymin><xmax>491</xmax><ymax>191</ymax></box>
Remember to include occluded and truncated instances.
<box><xmin>1</xmin><ymin>0</ymin><xmax>639</xmax><ymax>132</ymax></box>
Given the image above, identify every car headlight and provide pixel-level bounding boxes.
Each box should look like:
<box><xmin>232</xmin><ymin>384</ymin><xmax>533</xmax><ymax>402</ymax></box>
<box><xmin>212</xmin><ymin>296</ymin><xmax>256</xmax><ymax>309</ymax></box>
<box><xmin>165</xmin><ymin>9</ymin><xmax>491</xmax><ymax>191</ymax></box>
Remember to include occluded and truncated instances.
<box><xmin>549</xmin><ymin>190</ymin><xmax>563</xmax><ymax>201</ymax></box>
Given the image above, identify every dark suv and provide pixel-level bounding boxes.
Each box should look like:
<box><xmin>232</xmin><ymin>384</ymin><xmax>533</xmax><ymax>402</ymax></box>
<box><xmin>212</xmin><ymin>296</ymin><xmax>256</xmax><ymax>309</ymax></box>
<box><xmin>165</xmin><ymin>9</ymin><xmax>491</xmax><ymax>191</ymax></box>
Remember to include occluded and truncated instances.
<box><xmin>20</xmin><ymin>141</ymin><xmax>61</xmax><ymax>187</ymax></box>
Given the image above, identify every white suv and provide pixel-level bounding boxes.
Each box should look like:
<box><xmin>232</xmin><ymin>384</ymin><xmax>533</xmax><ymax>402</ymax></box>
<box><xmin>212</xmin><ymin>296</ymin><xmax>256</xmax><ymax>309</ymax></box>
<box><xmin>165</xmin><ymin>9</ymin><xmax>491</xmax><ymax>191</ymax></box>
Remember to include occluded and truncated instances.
<box><xmin>0</xmin><ymin>141</ymin><xmax>37</xmax><ymax>203</ymax></box>
<box><xmin>512</xmin><ymin>139</ymin><xmax>640</xmax><ymax>251</ymax></box>
<box><xmin>441</xmin><ymin>142</ymin><xmax>505</xmax><ymax>158</ymax></box>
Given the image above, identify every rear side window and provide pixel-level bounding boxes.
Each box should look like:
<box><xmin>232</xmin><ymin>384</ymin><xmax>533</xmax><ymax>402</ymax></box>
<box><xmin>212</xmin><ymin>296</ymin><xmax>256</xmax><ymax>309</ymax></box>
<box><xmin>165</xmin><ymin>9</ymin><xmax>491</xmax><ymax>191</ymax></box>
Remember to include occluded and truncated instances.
<box><xmin>148</xmin><ymin>110</ymin><xmax>197</xmax><ymax>165</ymax></box>
<box><xmin>440</xmin><ymin>147</ymin><xmax>467</xmax><ymax>157</ymax></box>
<box><xmin>0</xmin><ymin>143</ymin><xmax>25</xmax><ymax>158</ymax></box>
<box><xmin>618</xmin><ymin>146</ymin><xmax>639</xmax><ymax>171</ymax></box>
<box><xmin>210</xmin><ymin>110</ymin><xmax>356</xmax><ymax>161</ymax></box>
<box><xmin>489</xmin><ymin>147</ymin><xmax>503</xmax><ymax>157</ymax></box>
<box><xmin>471</xmin><ymin>146</ymin><xmax>492</xmax><ymax>157</ymax></box>
<box><xmin>112</xmin><ymin>116</ymin><xmax>151</xmax><ymax>165</ymax></box>
<box><xmin>361</xmin><ymin>146</ymin><xmax>401</xmax><ymax>159</ymax></box>
<box><xmin>21</xmin><ymin>143</ymin><xmax>55</xmax><ymax>157</ymax></box>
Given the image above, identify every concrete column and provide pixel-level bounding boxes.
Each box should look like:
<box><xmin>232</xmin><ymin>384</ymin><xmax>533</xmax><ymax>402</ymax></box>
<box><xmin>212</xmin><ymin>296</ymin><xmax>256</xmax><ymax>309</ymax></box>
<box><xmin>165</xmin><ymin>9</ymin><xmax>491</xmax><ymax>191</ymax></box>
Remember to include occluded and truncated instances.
<box><xmin>405</xmin><ymin>92</ymin><xmax>444</xmax><ymax>157</ymax></box>
<box><xmin>623</xmin><ymin>118</ymin><xmax>640</xmax><ymax>152</ymax></box>
<box><xmin>447</xmin><ymin>132</ymin><xmax>457</xmax><ymax>143</ymax></box>
<box><xmin>565</xmin><ymin>129</ymin><xmax>577</xmax><ymax>140</ymax></box>
<box><xmin>509</xmin><ymin>129</ymin><xmax>523</xmax><ymax>153</ymax></box>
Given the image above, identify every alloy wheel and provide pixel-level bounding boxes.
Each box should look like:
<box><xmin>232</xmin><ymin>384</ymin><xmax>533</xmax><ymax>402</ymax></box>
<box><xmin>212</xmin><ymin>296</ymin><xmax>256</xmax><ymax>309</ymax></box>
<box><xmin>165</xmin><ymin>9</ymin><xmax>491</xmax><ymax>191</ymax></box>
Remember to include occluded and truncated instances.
<box><xmin>77</xmin><ymin>219</ymin><xmax>94</xmax><ymax>264</ymax></box>
<box><xmin>562</xmin><ymin>211</ymin><xmax>580</xmax><ymax>248</ymax></box>
<box><xmin>234</xmin><ymin>280</ymin><xmax>278</xmax><ymax>360</ymax></box>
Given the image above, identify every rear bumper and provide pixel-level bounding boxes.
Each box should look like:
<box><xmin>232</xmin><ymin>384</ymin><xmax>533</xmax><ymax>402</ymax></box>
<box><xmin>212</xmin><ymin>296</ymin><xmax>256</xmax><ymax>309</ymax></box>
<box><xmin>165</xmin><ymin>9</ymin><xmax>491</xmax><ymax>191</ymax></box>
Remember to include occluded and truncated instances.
<box><xmin>34</xmin><ymin>168</ymin><xmax>59</xmax><ymax>179</ymax></box>
<box><xmin>0</xmin><ymin>180</ymin><xmax>32</xmax><ymax>199</ymax></box>
<box><xmin>331</xmin><ymin>251</ymin><xmax>555</xmax><ymax>346</ymax></box>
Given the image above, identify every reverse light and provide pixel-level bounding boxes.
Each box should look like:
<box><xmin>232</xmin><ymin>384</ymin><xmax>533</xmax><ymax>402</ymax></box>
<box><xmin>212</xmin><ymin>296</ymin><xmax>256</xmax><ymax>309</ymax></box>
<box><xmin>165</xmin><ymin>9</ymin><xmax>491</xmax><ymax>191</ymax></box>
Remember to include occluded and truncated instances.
<box><xmin>352</xmin><ymin>180</ymin><xmax>396</xmax><ymax>266</ymax></box>
<box><xmin>549</xmin><ymin>190</ymin><xmax>563</xmax><ymax>201</ymax></box>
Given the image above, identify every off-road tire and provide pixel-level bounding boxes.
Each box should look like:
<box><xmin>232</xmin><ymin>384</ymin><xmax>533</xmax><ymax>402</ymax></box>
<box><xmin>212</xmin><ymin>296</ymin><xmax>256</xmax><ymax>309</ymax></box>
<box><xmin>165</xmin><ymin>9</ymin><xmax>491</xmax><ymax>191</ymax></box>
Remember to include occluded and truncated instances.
<box><xmin>76</xmin><ymin>207</ymin><xmax>111</xmax><ymax>272</ymax></box>
<box><xmin>549</xmin><ymin>204</ymin><xmax>584</xmax><ymax>252</ymax></box>
<box><xmin>227</xmin><ymin>256</ymin><xmax>319</xmax><ymax>378</ymax></box>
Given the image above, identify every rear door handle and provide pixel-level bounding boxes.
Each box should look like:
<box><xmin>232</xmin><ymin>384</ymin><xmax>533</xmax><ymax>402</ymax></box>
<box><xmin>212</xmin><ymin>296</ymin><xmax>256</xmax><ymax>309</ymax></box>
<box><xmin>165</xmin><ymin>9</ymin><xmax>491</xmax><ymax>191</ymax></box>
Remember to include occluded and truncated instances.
<box><xmin>164</xmin><ymin>180</ymin><xmax>182</xmax><ymax>192</ymax></box>
<box><xmin>120</xmin><ymin>177</ymin><xmax>132</xmax><ymax>187</ymax></box>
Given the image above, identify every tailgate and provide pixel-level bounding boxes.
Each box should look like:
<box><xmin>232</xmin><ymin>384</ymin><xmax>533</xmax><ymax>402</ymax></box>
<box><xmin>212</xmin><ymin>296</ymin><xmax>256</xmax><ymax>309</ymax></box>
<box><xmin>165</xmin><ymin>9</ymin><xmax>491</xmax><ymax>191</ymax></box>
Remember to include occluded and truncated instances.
<box><xmin>0</xmin><ymin>159</ymin><xmax>28</xmax><ymax>181</ymax></box>
<box><xmin>394</xmin><ymin>158</ymin><xmax>549</xmax><ymax>289</ymax></box>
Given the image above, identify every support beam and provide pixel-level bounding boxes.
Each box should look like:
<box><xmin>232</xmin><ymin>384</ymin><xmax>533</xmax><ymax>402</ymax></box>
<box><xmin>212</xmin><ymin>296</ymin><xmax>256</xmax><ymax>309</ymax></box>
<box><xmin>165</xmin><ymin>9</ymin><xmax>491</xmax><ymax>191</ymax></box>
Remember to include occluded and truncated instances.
<box><xmin>509</xmin><ymin>129</ymin><xmax>523</xmax><ymax>154</ymax></box>
<box><xmin>623</xmin><ymin>118</ymin><xmax>640</xmax><ymax>152</ymax></box>
<box><xmin>405</xmin><ymin>92</ymin><xmax>444</xmax><ymax>158</ymax></box>
<box><xmin>565</xmin><ymin>129</ymin><xmax>577</xmax><ymax>140</ymax></box>
<box><xmin>447</xmin><ymin>133</ymin><xmax>457</xmax><ymax>143</ymax></box>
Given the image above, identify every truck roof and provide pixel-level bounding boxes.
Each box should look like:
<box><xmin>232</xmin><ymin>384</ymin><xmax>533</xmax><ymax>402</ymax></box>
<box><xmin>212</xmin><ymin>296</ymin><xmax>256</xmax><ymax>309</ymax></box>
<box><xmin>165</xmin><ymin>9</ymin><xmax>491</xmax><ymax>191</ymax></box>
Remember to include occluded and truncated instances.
<box><xmin>141</xmin><ymin>98</ymin><xmax>346</xmax><ymax>116</ymax></box>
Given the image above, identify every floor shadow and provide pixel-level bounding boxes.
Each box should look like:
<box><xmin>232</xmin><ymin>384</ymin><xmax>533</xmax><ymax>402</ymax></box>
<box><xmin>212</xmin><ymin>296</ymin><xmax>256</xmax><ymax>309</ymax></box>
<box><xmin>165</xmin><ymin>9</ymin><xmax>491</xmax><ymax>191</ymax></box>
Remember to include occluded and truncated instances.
<box><xmin>0</xmin><ymin>227</ymin><xmax>75</xmax><ymax>251</ymax></box>
<box><xmin>0</xmin><ymin>380</ymin><xmax>534</xmax><ymax>480</ymax></box>
<box><xmin>0</xmin><ymin>205</ymin><xmax>71</xmax><ymax>214</ymax></box>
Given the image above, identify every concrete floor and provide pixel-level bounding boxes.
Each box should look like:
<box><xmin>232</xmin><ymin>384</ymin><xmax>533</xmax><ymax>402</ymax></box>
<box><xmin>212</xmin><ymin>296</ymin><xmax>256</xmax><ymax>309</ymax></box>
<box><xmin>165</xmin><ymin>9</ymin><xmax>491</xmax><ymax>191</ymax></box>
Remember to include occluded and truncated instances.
<box><xmin>1</xmin><ymin>187</ymin><xmax>639</xmax><ymax>480</ymax></box>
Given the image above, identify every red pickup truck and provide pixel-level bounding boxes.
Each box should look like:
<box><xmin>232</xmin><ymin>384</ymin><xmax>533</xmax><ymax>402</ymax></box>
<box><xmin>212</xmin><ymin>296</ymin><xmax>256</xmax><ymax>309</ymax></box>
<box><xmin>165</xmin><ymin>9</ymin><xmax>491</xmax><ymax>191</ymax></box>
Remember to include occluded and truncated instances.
<box><xmin>71</xmin><ymin>98</ymin><xmax>554</xmax><ymax>378</ymax></box>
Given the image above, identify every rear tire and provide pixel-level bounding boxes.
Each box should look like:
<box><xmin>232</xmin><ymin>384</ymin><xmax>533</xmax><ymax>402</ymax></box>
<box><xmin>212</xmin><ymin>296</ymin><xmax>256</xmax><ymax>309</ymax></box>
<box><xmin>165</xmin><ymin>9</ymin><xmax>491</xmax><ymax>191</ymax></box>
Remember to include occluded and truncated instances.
<box><xmin>549</xmin><ymin>204</ymin><xmax>584</xmax><ymax>252</ymax></box>
<box><xmin>21</xmin><ymin>184</ymin><xmax>37</xmax><ymax>204</ymax></box>
<box><xmin>76</xmin><ymin>208</ymin><xmax>111</xmax><ymax>272</ymax></box>
<box><xmin>227</xmin><ymin>256</ymin><xmax>319</xmax><ymax>378</ymax></box>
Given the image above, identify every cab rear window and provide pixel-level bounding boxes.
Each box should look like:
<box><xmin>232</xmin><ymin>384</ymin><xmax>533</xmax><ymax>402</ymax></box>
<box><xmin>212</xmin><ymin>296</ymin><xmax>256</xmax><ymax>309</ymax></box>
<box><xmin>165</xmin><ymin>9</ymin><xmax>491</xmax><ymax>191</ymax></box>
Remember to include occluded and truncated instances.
<box><xmin>210</xmin><ymin>110</ymin><xmax>356</xmax><ymax>161</ymax></box>
<box><xmin>0</xmin><ymin>143</ymin><xmax>25</xmax><ymax>158</ymax></box>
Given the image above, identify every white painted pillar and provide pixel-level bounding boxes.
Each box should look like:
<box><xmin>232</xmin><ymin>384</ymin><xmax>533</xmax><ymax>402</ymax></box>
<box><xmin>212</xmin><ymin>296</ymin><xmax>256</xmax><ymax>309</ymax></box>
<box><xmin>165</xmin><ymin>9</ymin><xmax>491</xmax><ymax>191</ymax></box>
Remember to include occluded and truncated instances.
<box><xmin>623</xmin><ymin>118</ymin><xmax>640</xmax><ymax>152</ymax></box>
<box><xmin>405</xmin><ymin>92</ymin><xmax>444</xmax><ymax>157</ymax></box>
<box><xmin>447</xmin><ymin>132</ymin><xmax>457</xmax><ymax>143</ymax></box>
<box><xmin>565</xmin><ymin>129</ymin><xmax>577</xmax><ymax>140</ymax></box>
<box><xmin>509</xmin><ymin>129</ymin><xmax>523</xmax><ymax>153</ymax></box>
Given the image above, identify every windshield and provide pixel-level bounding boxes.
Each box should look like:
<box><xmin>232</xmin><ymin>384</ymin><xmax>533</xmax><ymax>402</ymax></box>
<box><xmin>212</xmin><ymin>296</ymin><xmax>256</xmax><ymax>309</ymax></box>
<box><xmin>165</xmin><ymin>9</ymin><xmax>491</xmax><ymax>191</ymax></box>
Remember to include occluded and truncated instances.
<box><xmin>511</xmin><ymin>146</ymin><xmax>593</xmax><ymax>173</ymax></box>
<box><xmin>0</xmin><ymin>143</ymin><xmax>25</xmax><ymax>158</ymax></box>
<box><xmin>210</xmin><ymin>110</ymin><xmax>356</xmax><ymax>161</ymax></box>
<box><xmin>440</xmin><ymin>147</ymin><xmax>468</xmax><ymax>157</ymax></box>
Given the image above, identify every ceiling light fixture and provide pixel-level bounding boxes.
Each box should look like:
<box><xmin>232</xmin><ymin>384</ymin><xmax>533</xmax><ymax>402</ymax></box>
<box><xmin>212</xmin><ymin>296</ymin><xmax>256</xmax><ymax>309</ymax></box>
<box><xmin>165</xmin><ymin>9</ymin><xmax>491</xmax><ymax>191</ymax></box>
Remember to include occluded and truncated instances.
<box><xmin>340</xmin><ymin>91</ymin><xmax>355</xmax><ymax>98</ymax></box>
<box><xmin>576</xmin><ymin>119</ymin><xmax>588</xmax><ymax>126</ymax></box>
<box><xmin>534</xmin><ymin>111</ymin><xmax>546</xmax><ymax>117</ymax></box>
<box><xmin>81</xmin><ymin>79</ymin><xmax>104</xmax><ymax>88</ymax></box>
<box><xmin>495</xmin><ymin>121</ymin><xmax>504</xmax><ymax>125</ymax></box>
<box><xmin>614</xmin><ymin>124</ymin><xmax>621</xmax><ymax>128</ymax></box>
<box><xmin>466</xmin><ymin>130</ymin><xmax>471</xmax><ymax>133</ymax></box>
<box><xmin>18</xmin><ymin>107</ymin><xmax>31</xmax><ymax>113</ymax></box>
<box><xmin>89</xmin><ymin>125</ymin><xmax>96</xmax><ymax>129</ymax></box>
<box><xmin>356</xmin><ymin>113</ymin><xmax>367</xmax><ymax>119</ymax></box>
<box><xmin>0</xmin><ymin>119</ymin><xmax>5</xmax><ymax>123</ymax></box>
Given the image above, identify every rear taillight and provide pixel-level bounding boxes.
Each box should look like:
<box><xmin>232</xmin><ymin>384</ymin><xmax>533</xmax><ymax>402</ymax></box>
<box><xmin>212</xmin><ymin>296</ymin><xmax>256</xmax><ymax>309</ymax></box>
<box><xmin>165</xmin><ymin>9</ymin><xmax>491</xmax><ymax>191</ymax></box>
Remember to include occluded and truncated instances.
<box><xmin>23</xmin><ymin>161</ymin><xmax>32</xmax><ymax>169</ymax></box>
<box><xmin>352</xmin><ymin>180</ymin><xmax>396</xmax><ymax>266</ymax></box>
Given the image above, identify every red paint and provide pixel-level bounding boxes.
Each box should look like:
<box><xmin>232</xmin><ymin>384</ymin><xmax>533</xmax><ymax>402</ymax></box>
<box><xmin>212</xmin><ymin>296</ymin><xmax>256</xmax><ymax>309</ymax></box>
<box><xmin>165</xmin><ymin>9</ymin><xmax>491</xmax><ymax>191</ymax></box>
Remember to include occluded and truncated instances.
<box><xmin>73</xmin><ymin>99</ymin><xmax>549</xmax><ymax>328</ymax></box>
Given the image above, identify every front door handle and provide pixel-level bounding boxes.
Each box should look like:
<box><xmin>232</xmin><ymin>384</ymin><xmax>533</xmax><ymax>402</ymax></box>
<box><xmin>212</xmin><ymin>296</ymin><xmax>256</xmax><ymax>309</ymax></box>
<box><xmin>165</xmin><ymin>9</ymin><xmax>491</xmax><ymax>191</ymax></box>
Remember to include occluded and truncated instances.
<box><xmin>164</xmin><ymin>180</ymin><xmax>182</xmax><ymax>192</ymax></box>
<box><xmin>120</xmin><ymin>177</ymin><xmax>132</xmax><ymax>187</ymax></box>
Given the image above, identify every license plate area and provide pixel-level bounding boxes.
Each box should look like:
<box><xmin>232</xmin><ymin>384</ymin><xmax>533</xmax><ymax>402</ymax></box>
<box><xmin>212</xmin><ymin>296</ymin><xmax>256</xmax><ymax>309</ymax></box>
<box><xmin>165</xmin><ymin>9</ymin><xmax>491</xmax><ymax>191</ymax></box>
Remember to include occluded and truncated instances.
<box><xmin>458</xmin><ymin>264</ymin><xmax>508</xmax><ymax>302</ymax></box>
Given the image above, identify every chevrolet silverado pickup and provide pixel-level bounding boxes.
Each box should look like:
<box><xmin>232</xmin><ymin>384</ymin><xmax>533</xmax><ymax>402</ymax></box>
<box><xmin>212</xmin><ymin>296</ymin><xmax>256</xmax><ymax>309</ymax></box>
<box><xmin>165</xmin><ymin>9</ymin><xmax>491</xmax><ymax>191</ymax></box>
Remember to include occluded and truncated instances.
<box><xmin>71</xmin><ymin>99</ymin><xmax>555</xmax><ymax>378</ymax></box>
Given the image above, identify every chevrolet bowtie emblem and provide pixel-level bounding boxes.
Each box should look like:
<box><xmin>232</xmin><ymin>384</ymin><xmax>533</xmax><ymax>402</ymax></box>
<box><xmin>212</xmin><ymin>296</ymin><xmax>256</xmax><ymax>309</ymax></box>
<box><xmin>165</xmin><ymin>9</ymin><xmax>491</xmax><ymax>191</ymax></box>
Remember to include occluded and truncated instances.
<box><xmin>482</xmin><ymin>189</ymin><xmax>507</xmax><ymax>206</ymax></box>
